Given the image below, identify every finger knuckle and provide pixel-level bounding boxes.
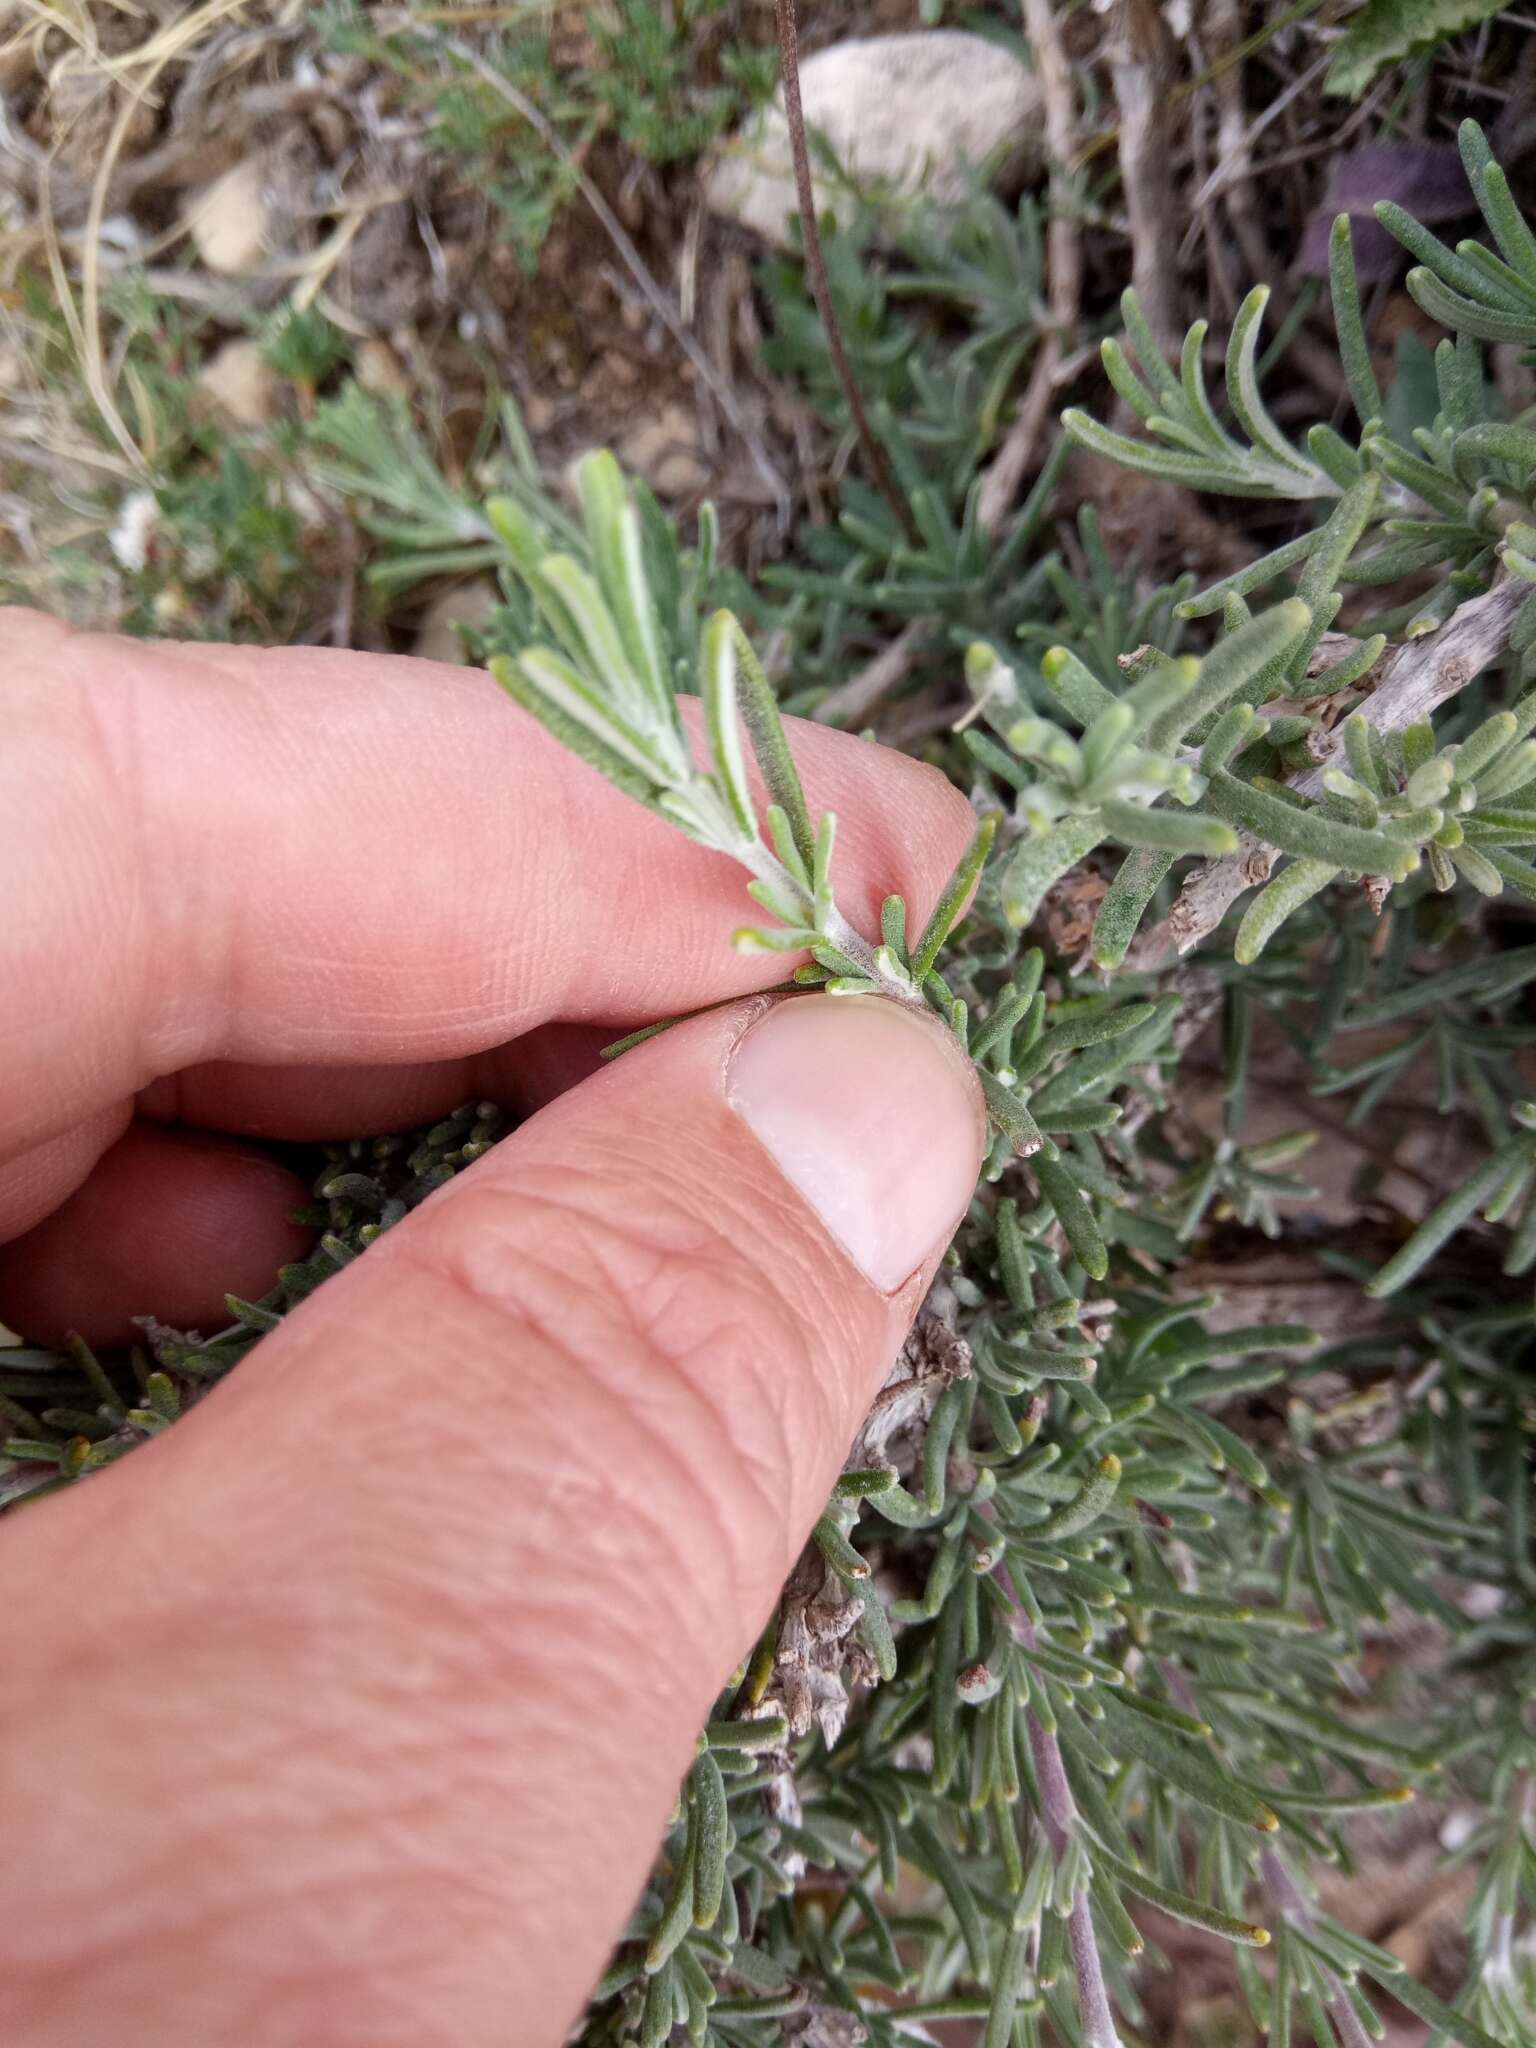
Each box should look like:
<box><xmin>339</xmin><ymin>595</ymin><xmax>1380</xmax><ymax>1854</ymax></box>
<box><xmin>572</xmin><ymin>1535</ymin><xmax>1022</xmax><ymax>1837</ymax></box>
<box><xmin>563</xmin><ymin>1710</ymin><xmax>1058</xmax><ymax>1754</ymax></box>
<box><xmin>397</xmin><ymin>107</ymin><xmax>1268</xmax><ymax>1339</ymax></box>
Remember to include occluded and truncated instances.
<box><xmin>396</xmin><ymin>1155</ymin><xmax>853</xmax><ymax>1624</ymax></box>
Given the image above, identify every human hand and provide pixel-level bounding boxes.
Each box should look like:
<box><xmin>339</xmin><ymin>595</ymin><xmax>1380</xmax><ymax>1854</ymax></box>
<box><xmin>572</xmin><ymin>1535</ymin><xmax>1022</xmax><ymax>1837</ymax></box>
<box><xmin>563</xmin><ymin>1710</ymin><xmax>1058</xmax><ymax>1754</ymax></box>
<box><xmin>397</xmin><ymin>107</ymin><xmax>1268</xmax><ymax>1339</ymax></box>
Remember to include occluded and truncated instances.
<box><xmin>0</xmin><ymin>610</ymin><xmax>985</xmax><ymax>2047</ymax></box>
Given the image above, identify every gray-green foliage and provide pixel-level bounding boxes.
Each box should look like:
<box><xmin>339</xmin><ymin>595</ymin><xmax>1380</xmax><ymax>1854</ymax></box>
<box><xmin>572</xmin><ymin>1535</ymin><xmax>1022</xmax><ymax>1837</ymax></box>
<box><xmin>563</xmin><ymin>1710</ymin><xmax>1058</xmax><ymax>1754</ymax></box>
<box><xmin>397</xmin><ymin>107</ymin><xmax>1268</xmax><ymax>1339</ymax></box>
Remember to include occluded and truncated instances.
<box><xmin>6</xmin><ymin>108</ymin><xmax>1536</xmax><ymax>2048</ymax></box>
<box><xmin>458</xmin><ymin>122</ymin><xmax>1535</xmax><ymax>2048</ymax></box>
<box><xmin>1032</xmin><ymin>121</ymin><xmax>1536</xmax><ymax>969</ymax></box>
<box><xmin>1066</xmin><ymin>120</ymin><xmax>1535</xmax><ymax>639</ymax></box>
<box><xmin>475</xmin><ymin>420</ymin><xmax>1531</xmax><ymax>2041</ymax></box>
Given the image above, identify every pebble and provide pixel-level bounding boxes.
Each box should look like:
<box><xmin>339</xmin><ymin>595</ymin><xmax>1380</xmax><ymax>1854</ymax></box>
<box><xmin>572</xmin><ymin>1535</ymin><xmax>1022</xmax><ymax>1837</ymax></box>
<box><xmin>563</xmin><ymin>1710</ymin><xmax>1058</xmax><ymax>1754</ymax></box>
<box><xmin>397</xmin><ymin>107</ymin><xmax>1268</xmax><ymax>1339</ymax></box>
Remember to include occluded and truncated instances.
<box><xmin>188</xmin><ymin>157</ymin><xmax>271</xmax><ymax>276</ymax></box>
<box><xmin>617</xmin><ymin>401</ymin><xmax>709</xmax><ymax>499</ymax></box>
<box><xmin>412</xmin><ymin>581</ymin><xmax>501</xmax><ymax>666</ymax></box>
<box><xmin>705</xmin><ymin>30</ymin><xmax>1042</xmax><ymax>250</ymax></box>
<box><xmin>197</xmin><ymin>338</ymin><xmax>280</xmax><ymax>428</ymax></box>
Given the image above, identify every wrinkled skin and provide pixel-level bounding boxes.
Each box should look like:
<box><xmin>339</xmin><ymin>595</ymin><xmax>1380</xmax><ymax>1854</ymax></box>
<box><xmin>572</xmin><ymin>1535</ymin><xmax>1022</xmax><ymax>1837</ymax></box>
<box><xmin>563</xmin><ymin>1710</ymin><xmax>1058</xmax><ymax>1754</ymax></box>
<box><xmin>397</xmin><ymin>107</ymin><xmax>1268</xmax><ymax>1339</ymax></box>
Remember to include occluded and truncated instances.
<box><xmin>0</xmin><ymin>612</ymin><xmax>984</xmax><ymax>2048</ymax></box>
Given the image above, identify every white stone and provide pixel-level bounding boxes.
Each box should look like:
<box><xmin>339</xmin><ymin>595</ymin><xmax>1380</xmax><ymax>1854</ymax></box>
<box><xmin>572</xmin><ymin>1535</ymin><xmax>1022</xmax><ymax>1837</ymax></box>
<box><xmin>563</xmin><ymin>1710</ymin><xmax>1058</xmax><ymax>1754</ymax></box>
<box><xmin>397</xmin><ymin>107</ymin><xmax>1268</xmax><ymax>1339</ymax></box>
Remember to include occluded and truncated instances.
<box><xmin>197</xmin><ymin>338</ymin><xmax>279</xmax><ymax>428</ymax></box>
<box><xmin>412</xmin><ymin>581</ymin><xmax>501</xmax><ymax>666</ymax></box>
<box><xmin>705</xmin><ymin>31</ymin><xmax>1041</xmax><ymax>251</ymax></box>
<box><xmin>187</xmin><ymin>157</ymin><xmax>271</xmax><ymax>276</ymax></box>
<box><xmin>618</xmin><ymin>401</ymin><xmax>709</xmax><ymax>499</ymax></box>
<box><xmin>355</xmin><ymin>339</ymin><xmax>411</xmax><ymax>399</ymax></box>
<box><xmin>108</xmin><ymin>490</ymin><xmax>157</xmax><ymax>572</ymax></box>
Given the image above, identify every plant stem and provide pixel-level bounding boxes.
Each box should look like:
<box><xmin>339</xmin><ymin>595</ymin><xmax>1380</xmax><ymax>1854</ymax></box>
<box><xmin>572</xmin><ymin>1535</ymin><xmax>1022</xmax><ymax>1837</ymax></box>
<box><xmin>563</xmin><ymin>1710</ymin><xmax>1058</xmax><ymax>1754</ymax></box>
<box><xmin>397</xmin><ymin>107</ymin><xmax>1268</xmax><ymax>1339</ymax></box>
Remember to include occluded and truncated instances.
<box><xmin>1070</xmin><ymin>1889</ymin><xmax>1125</xmax><ymax>2048</ymax></box>
<box><xmin>1125</xmin><ymin>577</ymin><xmax>1526</xmax><ymax>968</ymax></box>
<box><xmin>995</xmin><ymin>1555</ymin><xmax>1122</xmax><ymax>2047</ymax></box>
<box><xmin>744</xmin><ymin>840</ymin><xmax>925</xmax><ymax>1006</ymax></box>
<box><xmin>771</xmin><ymin>0</ymin><xmax>919</xmax><ymax>545</ymax></box>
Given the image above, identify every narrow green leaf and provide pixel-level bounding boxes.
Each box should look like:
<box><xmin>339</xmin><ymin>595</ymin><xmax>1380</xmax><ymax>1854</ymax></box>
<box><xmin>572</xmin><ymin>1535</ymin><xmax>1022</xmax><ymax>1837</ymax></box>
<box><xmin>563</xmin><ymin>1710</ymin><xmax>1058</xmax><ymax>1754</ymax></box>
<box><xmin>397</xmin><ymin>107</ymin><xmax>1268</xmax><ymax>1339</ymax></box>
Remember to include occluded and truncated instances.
<box><xmin>1368</xmin><ymin>1128</ymin><xmax>1536</xmax><ymax>1295</ymax></box>
<box><xmin>701</xmin><ymin>612</ymin><xmax>755</xmax><ymax>838</ymax></box>
<box><xmin>1328</xmin><ymin>215</ymin><xmax>1383</xmax><ymax>424</ymax></box>
<box><xmin>1099</xmin><ymin>799</ymin><xmax>1237</xmax><ymax>857</ymax></box>
<box><xmin>1092</xmin><ymin>848</ymin><xmax>1175</xmax><ymax>968</ymax></box>
<box><xmin>691</xmin><ymin>1752</ymin><xmax>729</xmax><ymax>1929</ymax></box>
<box><xmin>1178</xmin><ymin>530</ymin><xmax>1326</xmax><ymax>618</ymax></box>
<box><xmin>1121</xmin><ymin>288</ymin><xmax>1184</xmax><ymax>410</ymax></box>
<box><xmin>1026</xmin><ymin>1453</ymin><xmax>1120</xmax><ymax>1537</ymax></box>
<box><xmin>1361</xmin><ymin>1963</ymin><xmax>1505</xmax><ymax>2048</ymax></box>
<box><xmin>1208</xmin><ymin>772</ymin><xmax>1417</xmax><ymax>876</ymax></box>
<box><xmin>1000</xmin><ymin>818</ymin><xmax>1106</xmax><ymax>929</ymax></box>
<box><xmin>908</xmin><ymin>1817</ymin><xmax>989</xmax><ymax>1980</ymax></box>
<box><xmin>1405</xmin><ymin>264</ymin><xmax>1536</xmax><ymax>346</ymax></box>
<box><xmin>492</xmin><ymin>653</ymin><xmax>669</xmax><ymax>811</ymax></box>
<box><xmin>578</xmin><ymin>450</ymin><xmax>673</xmax><ymax>726</ymax></box>
<box><xmin>1033</xmin><ymin>1156</ymin><xmax>1109</xmax><ymax>1282</ymax></box>
<box><xmin>910</xmin><ymin>816</ymin><xmax>997</xmax><ymax>981</ymax></box>
<box><xmin>1098</xmin><ymin>1850</ymin><xmax>1271</xmax><ymax>1947</ymax></box>
<box><xmin>646</xmin><ymin>1832</ymin><xmax>699</xmax><ymax>1971</ymax></box>
<box><xmin>1476</xmin><ymin>157</ymin><xmax>1536</xmax><ymax>290</ymax></box>
<box><xmin>979</xmin><ymin>1071</ymin><xmax>1045</xmax><ymax>1159</ymax></box>
<box><xmin>1148</xmin><ymin>600</ymin><xmax>1311</xmax><ymax>751</ymax></box>
<box><xmin>1225</xmin><ymin>287</ymin><xmax>1315</xmax><ymax>478</ymax></box>
<box><xmin>727</xmin><ymin>616</ymin><xmax>816</xmax><ymax>870</ymax></box>
<box><xmin>1235</xmin><ymin>858</ymin><xmax>1337</xmax><ymax>964</ymax></box>
<box><xmin>1099</xmin><ymin>1692</ymin><xmax>1280</xmax><ymax>1831</ymax></box>
<box><xmin>983</xmin><ymin>1925</ymin><xmax>1032</xmax><ymax>2048</ymax></box>
<box><xmin>814</xmin><ymin>1513</ymin><xmax>870</xmax><ymax>1582</ymax></box>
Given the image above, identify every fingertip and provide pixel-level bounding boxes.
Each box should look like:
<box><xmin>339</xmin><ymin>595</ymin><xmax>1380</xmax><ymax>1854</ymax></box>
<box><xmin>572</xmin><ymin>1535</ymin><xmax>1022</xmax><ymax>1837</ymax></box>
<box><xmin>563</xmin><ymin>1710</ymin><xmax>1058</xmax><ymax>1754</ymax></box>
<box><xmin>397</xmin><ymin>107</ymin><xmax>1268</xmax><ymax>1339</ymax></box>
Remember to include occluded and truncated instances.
<box><xmin>0</xmin><ymin>1124</ymin><xmax>314</xmax><ymax>1346</ymax></box>
<box><xmin>728</xmin><ymin>994</ymin><xmax>986</xmax><ymax>1294</ymax></box>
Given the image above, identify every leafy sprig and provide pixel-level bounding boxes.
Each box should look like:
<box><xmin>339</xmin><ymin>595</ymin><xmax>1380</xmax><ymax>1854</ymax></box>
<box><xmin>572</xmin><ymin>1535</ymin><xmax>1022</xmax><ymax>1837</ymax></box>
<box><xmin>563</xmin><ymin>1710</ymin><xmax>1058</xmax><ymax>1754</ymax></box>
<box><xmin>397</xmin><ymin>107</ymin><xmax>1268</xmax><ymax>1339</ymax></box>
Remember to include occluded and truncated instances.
<box><xmin>488</xmin><ymin>449</ymin><xmax>992</xmax><ymax>1012</ymax></box>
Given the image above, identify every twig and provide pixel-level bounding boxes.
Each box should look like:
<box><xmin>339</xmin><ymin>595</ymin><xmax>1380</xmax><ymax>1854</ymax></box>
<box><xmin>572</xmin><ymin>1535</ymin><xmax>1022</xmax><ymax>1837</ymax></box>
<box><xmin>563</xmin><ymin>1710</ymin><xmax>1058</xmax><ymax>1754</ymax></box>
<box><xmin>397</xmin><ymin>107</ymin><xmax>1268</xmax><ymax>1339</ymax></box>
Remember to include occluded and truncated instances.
<box><xmin>976</xmin><ymin>0</ymin><xmax>1081</xmax><ymax>537</ymax></box>
<box><xmin>812</xmin><ymin>616</ymin><xmax>931</xmax><ymax>727</ymax></box>
<box><xmin>1105</xmin><ymin>0</ymin><xmax>1182</xmax><ymax>356</ymax></box>
<box><xmin>1125</xmin><ymin>579</ymin><xmax>1526</xmax><ymax>970</ymax></box>
<box><xmin>771</xmin><ymin>0</ymin><xmax>917</xmax><ymax>544</ymax></box>
<box><xmin>994</xmin><ymin>1551</ymin><xmax>1123</xmax><ymax>2048</ymax></box>
<box><xmin>402</xmin><ymin>17</ymin><xmax>792</xmax><ymax>530</ymax></box>
<box><xmin>1260</xmin><ymin>1848</ymin><xmax>1375</xmax><ymax>2048</ymax></box>
<box><xmin>1204</xmin><ymin>0</ymin><xmax>1271</xmax><ymax>288</ymax></box>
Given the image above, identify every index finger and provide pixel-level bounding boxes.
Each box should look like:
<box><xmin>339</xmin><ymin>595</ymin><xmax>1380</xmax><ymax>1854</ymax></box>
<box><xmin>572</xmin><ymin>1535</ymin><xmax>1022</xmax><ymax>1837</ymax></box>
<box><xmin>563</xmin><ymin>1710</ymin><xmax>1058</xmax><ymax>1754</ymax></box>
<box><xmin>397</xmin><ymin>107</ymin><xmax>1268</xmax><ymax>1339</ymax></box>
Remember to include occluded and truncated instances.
<box><xmin>2</xmin><ymin>610</ymin><xmax>974</xmax><ymax>1158</ymax></box>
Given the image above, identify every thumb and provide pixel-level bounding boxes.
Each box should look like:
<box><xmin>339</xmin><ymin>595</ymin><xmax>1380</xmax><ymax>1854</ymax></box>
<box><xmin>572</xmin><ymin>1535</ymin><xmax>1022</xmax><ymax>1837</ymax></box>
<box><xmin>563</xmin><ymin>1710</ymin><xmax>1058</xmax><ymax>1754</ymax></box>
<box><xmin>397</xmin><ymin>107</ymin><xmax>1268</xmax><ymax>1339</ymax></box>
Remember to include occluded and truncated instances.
<box><xmin>0</xmin><ymin>993</ymin><xmax>985</xmax><ymax>2048</ymax></box>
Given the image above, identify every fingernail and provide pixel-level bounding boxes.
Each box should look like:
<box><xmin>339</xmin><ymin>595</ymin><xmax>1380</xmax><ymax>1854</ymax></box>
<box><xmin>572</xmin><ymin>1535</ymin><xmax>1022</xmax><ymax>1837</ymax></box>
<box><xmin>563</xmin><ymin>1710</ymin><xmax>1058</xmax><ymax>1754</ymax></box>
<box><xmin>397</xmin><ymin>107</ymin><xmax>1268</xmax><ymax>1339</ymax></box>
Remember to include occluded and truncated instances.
<box><xmin>728</xmin><ymin>995</ymin><xmax>986</xmax><ymax>1293</ymax></box>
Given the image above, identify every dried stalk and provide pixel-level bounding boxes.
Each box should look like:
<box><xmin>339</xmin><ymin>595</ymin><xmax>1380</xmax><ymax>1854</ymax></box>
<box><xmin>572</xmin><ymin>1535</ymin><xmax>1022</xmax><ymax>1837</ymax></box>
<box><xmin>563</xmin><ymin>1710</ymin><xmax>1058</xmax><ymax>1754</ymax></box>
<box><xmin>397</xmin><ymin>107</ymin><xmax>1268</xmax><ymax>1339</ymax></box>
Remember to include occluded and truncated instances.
<box><xmin>1261</xmin><ymin>1849</ymin><xmax>1376</xmax><ymax>2048</ymax></box>
<box><xmin>976</xmin><ymin>0</ymin><xmax>1081</xmax><ymax>536</ymax></box>
<box><xmin>1205</xmin><ymin>0</ymin><xmax>1271</xmax><ymax>288</ymax></box>
<box><xmin>1125</xmin><ymin>579</ymin><xmax>1527</xmax><ymax>970</ymax></box>
<box><xmin>771</xmin><ymin>0</ymin><xmax>917</xmax><ymax>545</ymax></box>
<box><xmin>812</xmin><ymin>616</ymin><xmax>930</xmax><ymax>727</ymax></box>
<box><xmin>994</xmin><ymin>1547</ymin><xmax>1124</xmax><ymax>2047</ymax></box>
<box><xmin>1105</xmin><ymin>0</ymin><xmax>1182</xmax><ymax>356</ymax></box>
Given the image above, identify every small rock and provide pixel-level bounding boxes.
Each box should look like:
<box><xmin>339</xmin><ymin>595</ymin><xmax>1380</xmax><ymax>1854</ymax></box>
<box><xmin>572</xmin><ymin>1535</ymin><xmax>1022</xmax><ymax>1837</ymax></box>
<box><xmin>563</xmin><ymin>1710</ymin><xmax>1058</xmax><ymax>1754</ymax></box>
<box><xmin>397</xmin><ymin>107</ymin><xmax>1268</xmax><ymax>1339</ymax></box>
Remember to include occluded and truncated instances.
<box><xmin>197</xmin><ymin>339</ymin><xmax>280</xmax><ymax>429</ymax></box>
<box><xmin>188</xmin><ymin>157</ymin><xmax>271</xmax><ymax>276</ymax></box>
<box><xmin>705</xmin><ymin>31</ymin><xmax>1041</xmax><ymax>250</ymax></box>
<box><xmin>412</xmin><ymin>581</ymin><xmax>501</xmax><ymax>667</ymax></box>
<box><xmin>108</xmin><ymin>490</ymin><xmax>159</xmax><ymax>573</ymax></box>
<box><xmin>355</xmin><ymin>339</ymin><xmax>411</xmax><ymax>399</ymax></box>
<box><xmin>617</xmin><ymin>401</ymin><xmax>709</xmax><ymax>500</ymax></box>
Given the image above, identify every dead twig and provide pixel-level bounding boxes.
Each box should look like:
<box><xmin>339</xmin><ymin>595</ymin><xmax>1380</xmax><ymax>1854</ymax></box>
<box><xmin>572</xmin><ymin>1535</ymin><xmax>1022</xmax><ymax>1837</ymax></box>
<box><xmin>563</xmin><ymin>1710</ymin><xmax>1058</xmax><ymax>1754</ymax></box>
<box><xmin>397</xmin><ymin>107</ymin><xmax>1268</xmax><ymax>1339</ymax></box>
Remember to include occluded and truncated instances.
<box><xmin>1106</xmin><ymin>0</ymin><xmax>1182</xmax><ymax>356</ymax></box>
<box><xmin>1125</xmin><ymin>579</ymin><xmax>1527</xmax><ymax>971</ymax></box>
<box><xmin>770</xmin><ymin>0</ymin><xmax>916</xmax><ymax>545</ymax></box>
<box><xmin>812</xmin><ymin>616</ymin><xmax>930</xmax><ymax>727</ymax></box>
<box><xmin>1205</xmin><ymin>0</ymin><xmax>1271</xmax><ymax>289</ymax></box>
<box><xmin>975</xmin><ymin>0</ymin><xmax>1081</xmax><ymax>537</ymax></box>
